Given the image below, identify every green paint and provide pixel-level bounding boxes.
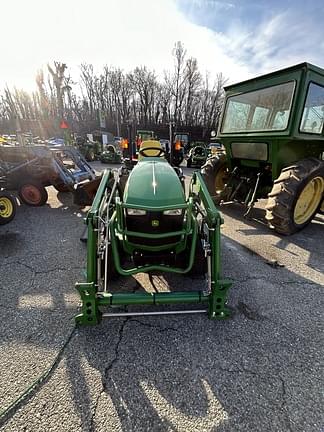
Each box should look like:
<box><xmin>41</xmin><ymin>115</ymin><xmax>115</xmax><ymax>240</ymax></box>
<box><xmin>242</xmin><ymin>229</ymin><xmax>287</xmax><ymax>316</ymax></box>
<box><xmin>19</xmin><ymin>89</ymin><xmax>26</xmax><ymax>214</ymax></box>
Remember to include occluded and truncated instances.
<box><xmin>124</xmin><ymin>159</ymin><xmax>185</xmax><ymax>207</ymax></box>
<box><xmin>218</xmin><ymin>63</ymin><xmax>324</xmax><ymax>180</ymax></box>
<box><xmin>75</xmin><ymin>158</ymin><xmax>232</xmax><ymax>326</ymax></box>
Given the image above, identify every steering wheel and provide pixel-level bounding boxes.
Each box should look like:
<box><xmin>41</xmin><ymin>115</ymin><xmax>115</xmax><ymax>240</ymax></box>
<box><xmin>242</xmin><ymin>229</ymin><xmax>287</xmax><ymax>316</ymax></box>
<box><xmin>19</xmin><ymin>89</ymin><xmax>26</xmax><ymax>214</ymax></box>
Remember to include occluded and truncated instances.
<box><xmin>138</xmin><ymin>147</ymin><xmax>165</xmax><ymax>158</ymax></box>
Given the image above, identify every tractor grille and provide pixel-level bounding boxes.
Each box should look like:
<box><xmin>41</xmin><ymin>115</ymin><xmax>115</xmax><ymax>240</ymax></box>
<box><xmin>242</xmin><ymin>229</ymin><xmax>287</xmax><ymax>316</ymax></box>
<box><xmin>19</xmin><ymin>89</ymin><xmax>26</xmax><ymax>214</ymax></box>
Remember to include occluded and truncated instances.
<box><xmin>126</xmin><ymin>211</ymin><xmax>183</xmax><ymax>246</ymax></box>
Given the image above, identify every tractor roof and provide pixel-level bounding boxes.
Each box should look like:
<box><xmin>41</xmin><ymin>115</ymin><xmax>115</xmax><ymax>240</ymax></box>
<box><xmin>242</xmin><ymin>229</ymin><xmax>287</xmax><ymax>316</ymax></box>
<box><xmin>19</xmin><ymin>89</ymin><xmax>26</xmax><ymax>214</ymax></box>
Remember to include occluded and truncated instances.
<box><xmin>224</xmin><ymin>62</ymin><xmax>324</xmax><ymax>91</ymax></box>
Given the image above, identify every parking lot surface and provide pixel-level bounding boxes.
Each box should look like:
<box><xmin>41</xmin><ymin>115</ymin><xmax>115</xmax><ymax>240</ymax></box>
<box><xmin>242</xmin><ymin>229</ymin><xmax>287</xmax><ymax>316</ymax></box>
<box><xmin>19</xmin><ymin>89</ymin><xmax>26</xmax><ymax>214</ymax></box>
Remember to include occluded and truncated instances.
<box><xmin>0</xmin><ymin>163</ymin><xmax>323</xmax><ymax>431</ymax></box>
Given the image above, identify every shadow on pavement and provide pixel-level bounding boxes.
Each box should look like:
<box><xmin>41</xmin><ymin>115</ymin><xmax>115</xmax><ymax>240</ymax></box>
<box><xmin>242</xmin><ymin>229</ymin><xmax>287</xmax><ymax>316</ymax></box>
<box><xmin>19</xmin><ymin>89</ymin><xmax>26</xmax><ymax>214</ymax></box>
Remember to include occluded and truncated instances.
<box><xmin>1</xmin><ymin>188</ymin><xmax>323</xmax><ymax>431</ymax></box>
<box><xmin>62</xmin><ymin>233</ymin><xmax>323</xmax><ymax>432</ymax></box>
<box><xmin>218</xmin><ymin>201</ymin><xmax>324</xmax><ymax>273</ymax></box>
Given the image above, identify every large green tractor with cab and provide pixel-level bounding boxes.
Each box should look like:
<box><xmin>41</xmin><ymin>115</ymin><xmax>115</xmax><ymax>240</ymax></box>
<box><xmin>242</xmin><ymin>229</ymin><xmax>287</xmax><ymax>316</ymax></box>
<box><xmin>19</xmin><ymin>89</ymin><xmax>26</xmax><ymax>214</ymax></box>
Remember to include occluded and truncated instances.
<box><xmin>76</xmin><ymin>140</ymin><xmax>232</xmax><ymax>325</ymax></box>
<box><xmin>202</xmin><ymin>63</ymin><xmax>324</xmax><ymax>235</ymax></box>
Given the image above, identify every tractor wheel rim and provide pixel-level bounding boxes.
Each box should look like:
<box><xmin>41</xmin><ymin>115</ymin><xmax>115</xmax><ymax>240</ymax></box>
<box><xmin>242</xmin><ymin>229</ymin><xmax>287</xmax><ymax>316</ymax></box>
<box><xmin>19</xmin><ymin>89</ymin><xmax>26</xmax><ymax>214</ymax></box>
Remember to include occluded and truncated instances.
<box><xmin>321</xmin><ymin>199</ymin><xmax>324</xmax><ymax>213</ymax></box>
<box><xmin>0</xmin><ymin>197</ymin><xmax>13</xmax><ymax>218</ymax></box>
<box><xmin>293</xmin><ymin>176</ymin><xmax>324</xmax><ymax>225</ymax></box>
<box><xmin>21</xmin><ymin>185</ymin><xmax>42</xmax><ymax>204</ymax></box>
<box><xmin>214</xmin><ymin>166</ymin><xmax>228</xmax><ymax>192</ymax></box>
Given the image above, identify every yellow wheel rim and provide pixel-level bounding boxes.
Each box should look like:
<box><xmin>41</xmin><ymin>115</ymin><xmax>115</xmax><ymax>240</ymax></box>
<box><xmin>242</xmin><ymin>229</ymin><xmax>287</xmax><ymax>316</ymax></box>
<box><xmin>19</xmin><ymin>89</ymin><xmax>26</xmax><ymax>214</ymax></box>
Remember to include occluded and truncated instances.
<box><xmin>293</xmin><ymin>176</ymin><xmax>324</xmax><ymax>225</ymax></box>
<box><xmin>0</xmin><ymin>197</ymin><xmax>14</xmax><ymax>218</ymax></box>
<box><xmin>320</xmin><ymin>198</ymin><xmax>324</xmax><ymax>213</ymax></box>
<box><xmin>214</xmin><ymin>165</ymin><xmax>229</xmax><ymax>193</ymax></box>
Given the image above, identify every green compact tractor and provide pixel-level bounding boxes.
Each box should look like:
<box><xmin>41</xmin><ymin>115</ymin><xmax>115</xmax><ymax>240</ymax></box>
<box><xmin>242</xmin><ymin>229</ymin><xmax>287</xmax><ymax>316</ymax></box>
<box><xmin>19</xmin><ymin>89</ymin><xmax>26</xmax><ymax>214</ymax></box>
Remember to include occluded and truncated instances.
<box><xmin>202</xmin><ymin>63</ymin><xmax>324</xmax><ymax>235</ymax></box>
<box><xmin>100</xmin><ymin>144</ymin><xmax>122</xmax><ymax>164</ymax></box>
<box><xmin>187</xmin><ymin>142</ymin><xmax>209</xmax><ymax>168</ymax></box>
<box><xmin>75</xmin><ymin>136</ymin><xmax>102</xmax><ymax>162</ymax></box>
<box><xmin>75</xmin><ymin>142</ymin><xmax>232</xmax><ymax>325</ymax></box>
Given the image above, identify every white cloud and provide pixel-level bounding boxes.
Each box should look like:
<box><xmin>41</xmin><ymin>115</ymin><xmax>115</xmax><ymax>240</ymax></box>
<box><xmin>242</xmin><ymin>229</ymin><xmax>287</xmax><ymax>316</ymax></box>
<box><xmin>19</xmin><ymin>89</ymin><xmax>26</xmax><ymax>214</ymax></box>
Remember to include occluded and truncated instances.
<box><xmin>4</xmin><ymin>0</ymin><xmax>320</xmax><ymax>93</ymax></box>
<box><xmin>0</xmin><ymin>0</ymin><xmax>251</xmax><ymax>91</ymax></box>
<box><xmin>214</xmin><ymin>8</ymin><xmax>324</xmax><ymax>78</ymax></box>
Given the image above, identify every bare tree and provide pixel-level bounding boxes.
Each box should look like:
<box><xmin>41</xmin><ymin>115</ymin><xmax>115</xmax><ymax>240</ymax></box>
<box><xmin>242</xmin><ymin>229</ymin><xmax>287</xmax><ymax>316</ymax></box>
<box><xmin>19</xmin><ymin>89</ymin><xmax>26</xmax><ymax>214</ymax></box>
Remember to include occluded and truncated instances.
<box><xmin>171</xmin><ymin>41</ymin><xmax>187</xmax><ymax>125</ymax></box>
<box><xmin>47</xmin><ymin>61</ymin><xmax>68</xmax><ymax>119</ymax></box>
<box><xmin>0</xmin><ymin>43</ymin><xmax>228</xmax><ymax>138</ymax></box>
<box><xmin>129</xmin><ymin>66</ymin><xmax>157</xmax><ymax>126</ymax></box>
<box><xmin>184</xmin><ymin>57</ymin><xmax>201</xmax><ymax>125</ymax></box>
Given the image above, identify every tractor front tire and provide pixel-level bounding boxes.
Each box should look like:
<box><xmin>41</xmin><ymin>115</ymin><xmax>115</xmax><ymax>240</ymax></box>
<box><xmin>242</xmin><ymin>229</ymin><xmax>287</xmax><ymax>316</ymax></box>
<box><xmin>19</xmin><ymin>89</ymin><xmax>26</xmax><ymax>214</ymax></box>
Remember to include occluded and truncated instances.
<box><xmin>187</xmin><ymin>158</ymin><xmax>192</xmax><ymax>168</ymax></box>
<box><xmin>0</xmin><ymin>191</ymin><xmax>16</xmax><ymax>225</ymax></box>
<box><xmin>187</xmin><ymin>237</ymin><xmax>207</xmax><ymax>277</ymax></box>
<box><xmin>19</xmin><ymin>182</ymin><xmax>48</xmax><ymax>206</ymax></box>
<box><xmin>201</xmin><ymin>154</ymin><xmax>229</xmax><ymax>203</ymax></box>
<box><xmin>265</xmin><ymin>158</ymin><xmax>324</xmax><ymax>235</ymax></box>
<box><xmin>100</xmin><ymin>245</ymin><xmax>119</xmax><ymax>281</ymax></box>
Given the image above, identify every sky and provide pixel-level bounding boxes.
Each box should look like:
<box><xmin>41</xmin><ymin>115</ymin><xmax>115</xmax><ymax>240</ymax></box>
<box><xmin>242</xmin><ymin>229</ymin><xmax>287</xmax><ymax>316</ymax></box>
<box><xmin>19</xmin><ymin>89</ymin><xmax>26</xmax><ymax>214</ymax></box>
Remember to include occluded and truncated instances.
<box><xmin>1</xmin><ymin>0</ymin><xmax>324</xmax><ymax>92</ymax></box>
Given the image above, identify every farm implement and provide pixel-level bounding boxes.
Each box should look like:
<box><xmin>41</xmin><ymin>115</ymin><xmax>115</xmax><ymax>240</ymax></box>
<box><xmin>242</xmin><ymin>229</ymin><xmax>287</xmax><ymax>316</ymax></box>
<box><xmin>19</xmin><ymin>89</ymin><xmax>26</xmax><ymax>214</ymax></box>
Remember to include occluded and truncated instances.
<box><xmin>0</xmin><ymin>144</ymin><xmax>96</xmax><ymax>206</ymax></box>
<box><xmin>75</xmin><ymin>142</ymin><xmax>232</xmax><ymax>325</ymax></box>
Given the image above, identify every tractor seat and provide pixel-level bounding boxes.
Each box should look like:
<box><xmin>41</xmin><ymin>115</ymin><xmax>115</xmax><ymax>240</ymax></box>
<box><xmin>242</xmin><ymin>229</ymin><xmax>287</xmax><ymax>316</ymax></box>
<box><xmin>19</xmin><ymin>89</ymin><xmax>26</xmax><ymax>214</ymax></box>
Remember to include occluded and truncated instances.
<box><xmin>138</xmin><ymin>140</ymin><xmax>163</xmax><ymax>160</ymax></box>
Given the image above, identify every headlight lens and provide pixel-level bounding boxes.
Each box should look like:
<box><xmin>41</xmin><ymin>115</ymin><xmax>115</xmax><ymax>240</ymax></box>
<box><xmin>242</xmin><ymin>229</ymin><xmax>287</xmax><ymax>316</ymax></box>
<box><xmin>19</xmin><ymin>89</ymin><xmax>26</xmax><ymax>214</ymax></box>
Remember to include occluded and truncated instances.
<box><xmin>127</xmin><ymin>208</ymin><xmax>146</xmax><ymax>216</ymax></box>
<box><xmin>231</xmin><ymin>142</ymin><xmax>268</xmax><ymax>161</ymax></box>
<box><xmin>163</xmin><ymin>209</ymin><xmax>182</xmax><ymax>216</ymax></box>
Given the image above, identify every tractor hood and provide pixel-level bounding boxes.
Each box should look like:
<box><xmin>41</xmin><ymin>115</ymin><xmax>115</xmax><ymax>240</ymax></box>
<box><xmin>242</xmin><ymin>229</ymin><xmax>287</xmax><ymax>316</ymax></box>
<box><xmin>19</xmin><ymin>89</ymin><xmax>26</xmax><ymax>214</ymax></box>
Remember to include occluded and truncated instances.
<box><xmin>123</xmin><ymin>159</ymin><xmax>185</xmax><ymax>208</ymax></box>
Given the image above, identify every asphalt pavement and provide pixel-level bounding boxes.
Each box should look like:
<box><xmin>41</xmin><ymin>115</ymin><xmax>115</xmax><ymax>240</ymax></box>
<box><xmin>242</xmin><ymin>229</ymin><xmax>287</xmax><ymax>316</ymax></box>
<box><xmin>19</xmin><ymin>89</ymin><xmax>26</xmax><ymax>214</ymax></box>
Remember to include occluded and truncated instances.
<box><xmin>0</xmin><ymin>163</ymin><xmax>323</xmax><ymax>432</ymax></box>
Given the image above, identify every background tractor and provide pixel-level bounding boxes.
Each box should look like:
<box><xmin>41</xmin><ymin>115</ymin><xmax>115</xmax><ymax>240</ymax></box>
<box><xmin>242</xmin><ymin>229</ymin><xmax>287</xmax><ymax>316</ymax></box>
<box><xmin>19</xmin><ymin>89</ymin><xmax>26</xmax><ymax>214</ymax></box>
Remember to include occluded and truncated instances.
<box><xmin>202</xmin><ymin>62</ymin><xmax>324</xmax><ymax>235</ymax></box>
<box><xmin>170</xmin><ymin>132</ymin><xmax>187</xmax><ymax>166</ymax></box>
<box><xmin>187</xmin><ymin>142</ymin><xmax>209</xmax><ymax>168</ymax></box>
<box><xmin>75</xmin><ymin>140</ymin><xmax>232</xmax><ymax>325</ymax></box>
<box><xmin>122</xmin><ymin>129</ymin><xmax>155</xmax><ymax>169</ymax></box>
<box><xmin>100</xmin><ymin>144</ymin><xmax>122</xmax><ymax>164</ymax></box>
<box><xmin>75</xmin><ymin>136</ymin><xmax>103</xmax><ymax>162</ymax></box>
<box><xmin>0</xmin><ymin>144</ymin><xmax>96</xmax><ymax>206</ymax></box>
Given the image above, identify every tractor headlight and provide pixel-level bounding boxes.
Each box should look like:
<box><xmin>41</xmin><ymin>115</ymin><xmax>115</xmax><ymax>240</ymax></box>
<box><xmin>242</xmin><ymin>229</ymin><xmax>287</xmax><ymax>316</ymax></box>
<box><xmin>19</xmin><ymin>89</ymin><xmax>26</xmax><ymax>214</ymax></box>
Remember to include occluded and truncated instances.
<box><xmin>163</xmin><ymin>209</ymin><xmax>182</xmax><ymax>216</ymax></box>
<box><xmin>127</xmin><ymin>208</ymin><xmax>146</xmax><ymax>216</ymax></box>
<box><xmin>231</xmin><ymin>142</ymin><xmax>268</xmax><ymax>161</ymax></box>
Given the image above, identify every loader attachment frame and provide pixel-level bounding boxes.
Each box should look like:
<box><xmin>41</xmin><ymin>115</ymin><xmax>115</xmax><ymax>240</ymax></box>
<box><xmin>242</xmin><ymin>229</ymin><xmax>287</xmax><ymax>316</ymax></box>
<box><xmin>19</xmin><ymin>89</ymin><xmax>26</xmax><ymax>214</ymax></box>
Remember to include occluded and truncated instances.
<box><xmin>75</xmin><ymin>169</ymin><xmax>232</xmax><ymax>325</ymax></box>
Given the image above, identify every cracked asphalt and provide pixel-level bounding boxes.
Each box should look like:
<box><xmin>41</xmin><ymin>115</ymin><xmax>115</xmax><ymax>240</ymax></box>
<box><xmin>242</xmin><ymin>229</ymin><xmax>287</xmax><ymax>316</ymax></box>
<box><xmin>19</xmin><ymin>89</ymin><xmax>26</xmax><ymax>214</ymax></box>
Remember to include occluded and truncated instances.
<box><xmin>0</xmin><ymin>163</ymin><xmax>323</xmax><ymax>432</ymax></box>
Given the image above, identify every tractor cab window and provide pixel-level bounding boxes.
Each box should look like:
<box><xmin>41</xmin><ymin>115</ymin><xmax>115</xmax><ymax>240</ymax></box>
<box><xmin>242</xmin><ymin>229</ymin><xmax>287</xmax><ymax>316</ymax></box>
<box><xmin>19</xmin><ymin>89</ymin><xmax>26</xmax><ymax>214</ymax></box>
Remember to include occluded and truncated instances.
<box><xmin>221</xmin><ymin>81</ymin><xmax>295</xmax><ymax>133</ymax></box>
<box><xmin>300</xmin><ymin>82</ymin><xmax>324</xmax><ymax>134</ymax></box>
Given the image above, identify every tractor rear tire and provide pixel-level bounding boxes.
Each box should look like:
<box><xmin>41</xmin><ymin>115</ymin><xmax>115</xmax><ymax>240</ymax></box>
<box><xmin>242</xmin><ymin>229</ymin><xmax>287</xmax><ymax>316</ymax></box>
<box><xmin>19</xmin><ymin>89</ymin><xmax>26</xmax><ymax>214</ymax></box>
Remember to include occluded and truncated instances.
<box><xmin>19</xmin><ymin>181</ymin><xmax>48</xmax><ymax>206</ymax></box>
<box><xmin>201</xmin><ymin>154</ymin><xmax>229</xmax><ymax>203</ymax></box>
<box><xmin>265</xmin><ymin>158</ymin><xmax>324</xmax><ymax>235</ymax></box>
<box><xmin>187</xmin><ymin>159</ymin><xmax>192</xmax><ymax>168</ymax></box>
<box><xmin>0</xmin><ymin>191</ymin><xmax>16</xmax><ymax>225</ymax></box>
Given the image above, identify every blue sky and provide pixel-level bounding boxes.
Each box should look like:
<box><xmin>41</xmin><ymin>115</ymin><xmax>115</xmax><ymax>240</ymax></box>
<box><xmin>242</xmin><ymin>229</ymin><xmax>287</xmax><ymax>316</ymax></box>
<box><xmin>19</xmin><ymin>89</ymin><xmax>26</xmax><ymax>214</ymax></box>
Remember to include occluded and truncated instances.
<box><xmin>1</xmin><ymin>0</ymin><xmax>323</xmax><ymax>91</ymax></box>
<box><xmin>176</xmin><ymin>0</ymin><xmax>324</xmax><ymax>72</ymax></box>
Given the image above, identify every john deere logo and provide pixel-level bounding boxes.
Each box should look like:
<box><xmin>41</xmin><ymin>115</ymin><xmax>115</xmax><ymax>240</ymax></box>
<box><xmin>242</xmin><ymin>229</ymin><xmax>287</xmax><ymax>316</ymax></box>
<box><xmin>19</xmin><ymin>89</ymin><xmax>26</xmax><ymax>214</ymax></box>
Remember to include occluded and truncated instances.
<box><xmin>151</xmin><ymin>219</ymin><xmax>159</xmax><ymax>227</ymax></box>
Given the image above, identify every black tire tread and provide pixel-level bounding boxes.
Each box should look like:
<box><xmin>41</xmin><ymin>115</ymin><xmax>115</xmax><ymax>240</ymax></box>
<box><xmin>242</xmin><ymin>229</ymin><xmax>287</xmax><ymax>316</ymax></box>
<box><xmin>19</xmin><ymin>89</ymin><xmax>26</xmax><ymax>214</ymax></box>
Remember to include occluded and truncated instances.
<box><xmin>201</xmin><ymin>153</ymin><xmax>228</xmax><ymax>203</ymax></box>
<box><xmin>265</xmin><ymin>158</ymin><xmax>324</xmax><ymax>235</ymax></box>
<box><xmin>188</xmin><ymin>236</ymin><xmax>207</xmax><ymax>277</ymax></box>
